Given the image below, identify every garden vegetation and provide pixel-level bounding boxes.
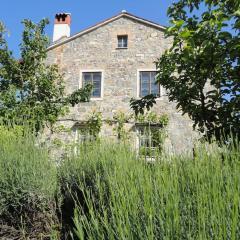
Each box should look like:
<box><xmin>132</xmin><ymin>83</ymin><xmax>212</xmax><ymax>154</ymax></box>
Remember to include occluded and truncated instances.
<box><xmin>0</xmin><ymin>0</ymin><xmax>239</xmax><ymax>239</ymax></box>
<box><xmin>0</xmin><ymin>127</ymin><xmax>239</xmax><ymax>239</ymax></box>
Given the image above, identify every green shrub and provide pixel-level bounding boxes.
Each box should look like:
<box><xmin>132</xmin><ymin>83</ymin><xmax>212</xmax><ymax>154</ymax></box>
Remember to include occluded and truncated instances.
<box><xmin>1</xmin><ymin>128</ymin><xmax>239</xmax><ymax>240</ymax></box>
<box><xmin>68</xmin><ymin>141</ymin><xmax>240</xmax><ymax>240</ymax></box>
<box><xmin>59</xmin><ymin>142</ymin><xmax>137</xmax><ymax>237</ymax></box>
<box><xmin>0</xmin><ymin>126</ymin><xmax>59</xmax><ymax>238</ymax></box>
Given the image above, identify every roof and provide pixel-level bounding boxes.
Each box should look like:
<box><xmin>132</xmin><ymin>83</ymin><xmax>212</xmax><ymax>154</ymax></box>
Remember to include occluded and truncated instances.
<box><xmin>48</xmin><ymin>11</ymin><xmax>166</xmax><ymax>51</ymax></box>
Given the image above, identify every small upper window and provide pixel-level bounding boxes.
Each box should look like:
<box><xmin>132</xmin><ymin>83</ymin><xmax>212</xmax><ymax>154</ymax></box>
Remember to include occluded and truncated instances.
<box><xmin>82</xmin><ymin>72</ymin><xmax>102</xmax><ymax>98</ymax></box>
<box><xmin>117</xmin><ymin>35</ymin><xmax>128</xmax><ymax>48</ymax></box>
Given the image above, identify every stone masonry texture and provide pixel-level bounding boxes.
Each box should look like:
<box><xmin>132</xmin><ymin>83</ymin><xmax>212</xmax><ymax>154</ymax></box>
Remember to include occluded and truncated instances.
<box><xmin>46</xmin><ymin>15</ymin><xmax>197</xmax><ymax>154</ymax></box>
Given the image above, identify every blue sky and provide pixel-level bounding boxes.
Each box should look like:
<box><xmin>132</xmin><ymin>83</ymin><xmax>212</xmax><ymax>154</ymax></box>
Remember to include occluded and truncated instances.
<box><xmin>1</xmin><ymin>0</ymin><xmax>173</xmax><ymax>57</ymax></box>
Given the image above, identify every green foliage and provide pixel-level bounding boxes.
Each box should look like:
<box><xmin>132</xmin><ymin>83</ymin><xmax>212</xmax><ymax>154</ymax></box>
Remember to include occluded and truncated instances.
<box><xmin>0</xmin><ymin>19</ymin><xmax>92</xmax><ymax>131</ymax></box>
<box><xmin>59</xmin><ymin>142</ymin><xmax>138</xmax><ymax>238</ymax></box>
<box><xmin>1</xmin><ymin>128</ymin><xmax>240</xmax><ymax>239</ymax></box>
<box><xmin>0</xmin><ymin>126</ymin><xmax>59</xmax><ymax>237</ymax></box>
<box><xmin>156</xmin><ymin>0</ymin><xmax>240</xmax><ymax>140</ymax></box>
<box><xmin>67</xmin><ymin>84</ymin><xmax>92</xmax><ymax>106</ymax></box>
<box><xmin>85</xmin><ymin>111</ymin><xmax>102</xmax><ymax>138</ymax></box>
<box><xmin>136</xmin><ymin>112</ymin><xmax>169</xmax><ymax>126</ymax></box>
<box><xmin>52</xmin><ymin>124</ymin><xmax>71</xmax><ymax>133</ymax></box>
<box><xmin>113</xmin><ymin>111</ymin><xmax>131</xmax><ymax>139</ymax></box>
<box><xmin>76</xmin><ymin>111</ymin><xmax>103</xmax><ymax>141</ymax></box>
<box><xmin>130</xmin><ymin>94</ymin><xmax>157</xmax><ymax>116</ymax></box>
<box><xmin>135</xmin><ymin>112</ymin><xmax>169</xmax><ymax>156</ymax></box>
<box><xmin>136</xmin><ymin>113</ymin><xmax>169</xmax><ymax>156</ymax></box>
<box><xmin>66</xmin><ymin>141</ymin><xmax>240</xmax><ymax>239</ymax></box>
<box><xmin>139</xmin><ymin>127</ymin><xmax>168</xmax><ymax>157</ymax></box>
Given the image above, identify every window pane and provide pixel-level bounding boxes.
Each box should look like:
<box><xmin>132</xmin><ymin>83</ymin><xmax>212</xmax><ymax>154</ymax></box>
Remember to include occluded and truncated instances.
<box><xmin>83</xmin><ymin>73</ymin><xmax>92</xmax><ymax>86</ymax></box>
<box><xmin>117</xmin><ymin>36</ymin><xmax>121</xmax><ymax>48</ymax></box>
<box><xmin>139</xmin><ymin>71</ymin><xmax>159</xmax><ymax>97</ymax></box>
<box><xmin>151</xmin><ymin>81</ymin><xmax>159</xmax><ymax>96</ymax></box>
<box><xmin>138</xmin><ymin>127</ymin><xmax>160</xmax><ymax>157</ymax></box>
<box><xmin>123</xmin><ymin>37</ymin><xmax>128</xmax><ymax>47</ymax></box>
<box><xmin>151</xmin><ymin>84</ymin><xmax>159</xmax><ymax>96</ymax></box>
<box><xmin>141</xmin><ymin>89</ymin><xmax>149</xmax><ymax>97</ymax></box>
<box><xmin>93</xmin><ymin>73</ymin><xmax>101</xmax><ymax>87</ymax></box>
<box><xmin>93</xmin><ymin>80</ymin><xmax>101</xmax><ymax>88</ymax></box>
<box><xmin>92</xmin><ymin>73</ymin><xmax>101</xmax><ymax>97</ymax></box>
<box><xmin>141</xmin><ymin>72</ymin><xmax>150</xmax><ymax>82</ymax></box>
<box><xmin>150</xmin><ymin>72</ymin><xmax>159</xmax><ymax>96</ymax></box>
<box><xmin>140</xmin><ymin>72</ymin><xmax>150</xmax><ymax>97</ymax></box>
<box><xmin>76</xmin><ymin>128</ymin><xmax>96</xmax><ymax>144</ymax></box>
<box><xmin>82</xmin><ymin>72</ymin><xmax>102</xmax><ymax>98</ymax></box>
<box><xmin>118</xmin><ymin>35</ymin><xmax>128</xmax><ymax>48</ymax></box>
<box><xmin>118</xmin><ymin>40</ymin><xmax>121</xmax><ymax>48</ymax></box>
<box><xmin>92</xmin><ymin>88</ymin><xmax>101</xmax><ymax>97</ymax></box>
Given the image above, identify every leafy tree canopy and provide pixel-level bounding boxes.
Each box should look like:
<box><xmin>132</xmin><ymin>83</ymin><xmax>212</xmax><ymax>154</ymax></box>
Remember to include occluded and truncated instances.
<box><xmin>156</xmin><ymin>0</ymin><xmax>240</xmax><ymax>140</ymax></box>
<box><xmin>0</xmin><ymin>19</ymin><xmax>92</xmax><ymax>131</ymax></box>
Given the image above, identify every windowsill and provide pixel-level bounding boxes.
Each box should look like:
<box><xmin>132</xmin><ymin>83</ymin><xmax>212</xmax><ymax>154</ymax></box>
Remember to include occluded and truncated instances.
<box><xmin>155</xmin><ymin>97</ymin><xmax>163</xmax><ymax>101</ymax></box>
<box><xmin>89</xmin><ymin>97</ymin><xmax>103</xmax><ymax>101</ymax></box>
<box><xmin>116</xmin><ymin>47</ymin><xmax>128</xmax><ymax>50</ymax></box>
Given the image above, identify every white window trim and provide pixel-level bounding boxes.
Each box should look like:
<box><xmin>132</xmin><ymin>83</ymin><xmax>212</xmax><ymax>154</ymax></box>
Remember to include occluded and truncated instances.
<box><xmin>117</xmin><ymin>35</ymin><xmax>128</xmax><ymax>49</ymax></box>
<box><xmin>79</xmin><ymin>69</ymin><xmax>104</xmax><ymax>100</ymax></box>
<box><xmin>135</xmin><ymin>126</ymin><xmax>158</xmax><ymax>162</ymax></box>
<box><xmin>136</xmin><ymin>69</ymin><xmax>162</xmax><ymax>99</ymax></box>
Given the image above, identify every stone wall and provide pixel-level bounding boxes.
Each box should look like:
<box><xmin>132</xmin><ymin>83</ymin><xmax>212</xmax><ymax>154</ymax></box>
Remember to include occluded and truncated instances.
<box><xmin>47</xmin><ymin>16</ymin><xmax>197</xmax><ymax>154</ymax></box>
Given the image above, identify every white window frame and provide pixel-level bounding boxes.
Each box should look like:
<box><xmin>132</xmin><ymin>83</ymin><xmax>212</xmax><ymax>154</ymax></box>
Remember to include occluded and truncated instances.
<box><xmin>117</xmin><ymin>35</ymin><xmax>128</xmax><ymax>48</ymax></box>
<box><xmin>79</xmin><ymin>69</ymin><xmax>104</xmax><ymax>100</ymax></box>
<box><xmin>135</xmin><ymin>125</ymin><xmax>160</xmax><ymax>162</ymax></box>
<box><xmin>73</xmin><ymin>125</ymin><xmax>96</xmax><ymax>155</ymax></box>
<box><xmin>74</xmin><ymin>126</ymin><xmax>96</xmax><ymax>143</ymax></box>
<box><xmin>137</xmin><ymin>69</ymin><xmax>162</xmax><ymax>99</ymax></box>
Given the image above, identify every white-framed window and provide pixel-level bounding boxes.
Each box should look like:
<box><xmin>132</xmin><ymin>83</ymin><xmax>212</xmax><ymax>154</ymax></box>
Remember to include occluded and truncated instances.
<box><xmin>136</xmin><ymin>124</ymin><xmax>164</xmax><ymax>158</ymax></box>
<box><xmin>74</xmin><ymin>124</ymin><xmax>96</xmax><ymax>144</ymax></box>
<box><xmin>73</xmin><ymin>124</ymin><xmax>97</xmax><ymax>155</ymax></box>
<box><xmin>75</xmin><ymin>130</ymin><xmax>95</xmax><ymax>143</ymax></box>
<box><xmin>138</xmin><ymin>71</ymin><xmax>160</xmax><ymax>97</ymax></box>
<box><xmin>117</xmin><ymin>35</ymin><xmax>128</xmax><ymax>48</ymax></box>
<box><xmin>81</xmin><ymin>71</ymin><xmax>103</xmax><ymax>99</ymax></box>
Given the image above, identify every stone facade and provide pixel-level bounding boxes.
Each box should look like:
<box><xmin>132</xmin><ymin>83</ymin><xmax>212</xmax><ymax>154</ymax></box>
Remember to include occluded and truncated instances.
<box><xmin>46</xmin><ymin>12</ymin><xmax>196</xmax><ymax>154</ymax></box>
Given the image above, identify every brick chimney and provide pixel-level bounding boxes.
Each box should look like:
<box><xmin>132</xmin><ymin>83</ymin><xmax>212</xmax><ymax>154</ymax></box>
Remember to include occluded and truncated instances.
<box><xmin>53</xmin><ymin>13</ymin><xmax>71</xmax><ymax>42</ymax></box>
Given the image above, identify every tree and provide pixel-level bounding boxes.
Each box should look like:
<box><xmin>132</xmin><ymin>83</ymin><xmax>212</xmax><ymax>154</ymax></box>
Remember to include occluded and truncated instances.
<box><xmin>0</xmin><ymin>19</ymin><xmax>92</xmax><ymax>131</ymax></box>
<box><xmin>156</xmin><ymin>0</ymin><xmax>240</xmax><ymax>140</ymax></box>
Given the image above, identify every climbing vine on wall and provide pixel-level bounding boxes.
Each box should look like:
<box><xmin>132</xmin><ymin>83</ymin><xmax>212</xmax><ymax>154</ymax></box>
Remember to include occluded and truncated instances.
<box><xmin>112</xmin><ymin>111</ymin><xmax>131</xmax><ymax>140</ymax></box>
<box><xmin>135</xmin><ymin>112</ymin><xmax>169</xmax><ymax>156</ymax></box>
<box><xmin>79</xmin><ymin>111</ymin><xmax>103</xmax><ymax>139</ymax></box>
<box><xmin>135</xmin><ymin>112</ymin><xmax>169</xmax><ymax>127</ymax></box>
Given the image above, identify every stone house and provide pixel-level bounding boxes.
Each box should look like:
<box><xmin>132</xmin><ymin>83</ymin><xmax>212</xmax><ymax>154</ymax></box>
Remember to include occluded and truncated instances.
<box><xmin>47</xmin><ymin>11</ymin><xmax>195</xmax><ymax>154</ymax></box>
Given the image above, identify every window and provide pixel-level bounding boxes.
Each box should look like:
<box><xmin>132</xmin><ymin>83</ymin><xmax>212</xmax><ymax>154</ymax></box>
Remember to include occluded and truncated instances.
<box><xmin>117</xmin><ymin>35</ymin><xmax>128</xmax><ymax>48</ymax></box>
<box><xmin>82</xmin><ymin>72</ymin><xmax>102</xmax><ymax>98</ymax></box>
<box><xmin>137</xmin><ymin>125</ymin><xmax>163</xmax><ymax>158</ymax></box>
<box><xmin>139</xmin><ymin>71</ymin><xmax>160</xmax><ymax>97</ymax></box>
<box><xmin>75</xmin><ymin>126</ymin><xmax>96</xmax><ymax>144</ymax></box>
<box><xmin>74</xmin><ymin>125</ymin><xmax>96</xmax><ymax>154</ymax></box>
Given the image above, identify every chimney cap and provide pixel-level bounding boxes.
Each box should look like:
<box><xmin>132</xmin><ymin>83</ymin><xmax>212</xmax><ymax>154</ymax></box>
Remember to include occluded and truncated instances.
<box><xmin>55</xmin><ymin>13</ymin><xmax>71</xmax><ymax>25</ymax></box>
